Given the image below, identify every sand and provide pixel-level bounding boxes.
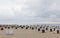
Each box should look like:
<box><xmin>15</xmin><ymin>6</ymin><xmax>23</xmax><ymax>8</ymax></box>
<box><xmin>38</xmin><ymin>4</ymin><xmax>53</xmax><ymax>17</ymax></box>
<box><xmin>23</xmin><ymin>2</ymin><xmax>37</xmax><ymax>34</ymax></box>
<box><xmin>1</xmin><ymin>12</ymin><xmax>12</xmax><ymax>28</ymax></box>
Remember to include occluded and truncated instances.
<box><xmin>0</xmin><ymin>28</ymin><xmax>60</xmax><ymax>38</ymax></box>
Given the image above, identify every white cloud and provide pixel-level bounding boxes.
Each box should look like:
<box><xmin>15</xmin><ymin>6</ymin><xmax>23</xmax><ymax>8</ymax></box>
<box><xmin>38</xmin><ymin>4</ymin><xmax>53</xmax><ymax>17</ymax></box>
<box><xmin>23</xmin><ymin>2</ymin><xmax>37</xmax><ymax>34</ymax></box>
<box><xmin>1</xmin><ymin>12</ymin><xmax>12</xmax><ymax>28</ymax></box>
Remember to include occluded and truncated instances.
<box><xmin>47</xmin><ymin>3</ymin><xmax>56</xmax><ymax>11</ymax></box>
<box><xmin>0</xmin><ymin>0</ymin><xmax>60</xmax><ymax>23</ymax></box>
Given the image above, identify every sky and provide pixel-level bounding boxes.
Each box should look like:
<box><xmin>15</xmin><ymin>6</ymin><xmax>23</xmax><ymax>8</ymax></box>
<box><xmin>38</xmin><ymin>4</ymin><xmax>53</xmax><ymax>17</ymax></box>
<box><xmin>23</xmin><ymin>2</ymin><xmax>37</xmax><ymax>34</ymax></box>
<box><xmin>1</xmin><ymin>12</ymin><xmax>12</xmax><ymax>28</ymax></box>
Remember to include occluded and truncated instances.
<box><xmin>0</xmin><ymin>0</ymin><xmax>60</xmax><ymax>24</ymax></box>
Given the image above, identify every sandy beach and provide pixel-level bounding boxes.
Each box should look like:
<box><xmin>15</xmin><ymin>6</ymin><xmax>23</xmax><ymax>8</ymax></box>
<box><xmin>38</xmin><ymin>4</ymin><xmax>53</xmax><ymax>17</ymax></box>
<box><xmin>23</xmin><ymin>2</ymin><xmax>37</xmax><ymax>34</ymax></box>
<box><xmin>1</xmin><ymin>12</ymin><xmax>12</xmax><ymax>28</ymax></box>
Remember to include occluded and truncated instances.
<box><xmin>0</xmin><ymin>27</ymin><xmax>60</xmax><ymax>38</ymax></box>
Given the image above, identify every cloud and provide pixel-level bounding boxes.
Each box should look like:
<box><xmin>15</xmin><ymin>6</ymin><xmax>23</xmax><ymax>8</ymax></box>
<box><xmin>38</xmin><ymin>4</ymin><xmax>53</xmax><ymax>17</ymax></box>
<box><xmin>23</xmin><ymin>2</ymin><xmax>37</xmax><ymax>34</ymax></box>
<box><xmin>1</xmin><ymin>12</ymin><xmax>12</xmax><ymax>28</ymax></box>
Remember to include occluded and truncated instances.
<box><xmin>0</xmin><ymin>0</ymin><xmax>60</xmax><ymax>23</ymax></box>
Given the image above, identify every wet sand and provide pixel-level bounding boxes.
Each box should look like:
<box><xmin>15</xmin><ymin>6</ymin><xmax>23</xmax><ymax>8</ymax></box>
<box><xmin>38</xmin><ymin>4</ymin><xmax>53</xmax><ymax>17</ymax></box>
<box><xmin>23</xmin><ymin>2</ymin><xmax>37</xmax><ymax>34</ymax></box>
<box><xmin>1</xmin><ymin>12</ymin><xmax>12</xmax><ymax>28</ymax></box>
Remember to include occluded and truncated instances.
<box><xmin>0</xmin><ymin>28</ymin><xmax>60</xmax><ymax>38</ymax></box>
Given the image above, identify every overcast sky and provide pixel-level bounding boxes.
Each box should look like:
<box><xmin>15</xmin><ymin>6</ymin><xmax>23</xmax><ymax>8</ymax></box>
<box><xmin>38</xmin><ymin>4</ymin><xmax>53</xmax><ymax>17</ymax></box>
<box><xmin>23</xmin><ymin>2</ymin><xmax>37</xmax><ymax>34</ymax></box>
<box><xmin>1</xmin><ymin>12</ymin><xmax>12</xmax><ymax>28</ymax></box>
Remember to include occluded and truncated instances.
<box><xmin>0</xmin><ymin>0</ymin><xmax>60</xmax><ymax>24</ymax></box>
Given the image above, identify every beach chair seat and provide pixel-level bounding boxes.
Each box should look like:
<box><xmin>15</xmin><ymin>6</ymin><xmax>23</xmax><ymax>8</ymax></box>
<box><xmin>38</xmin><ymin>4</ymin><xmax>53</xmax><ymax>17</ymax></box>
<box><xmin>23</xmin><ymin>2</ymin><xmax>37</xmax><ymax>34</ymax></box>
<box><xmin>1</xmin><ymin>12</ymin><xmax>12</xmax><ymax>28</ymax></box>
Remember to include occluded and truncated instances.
<box><xmin>42</xmin><ymin>29</ymin><xmax>45</xmax><ymax>33</ymax></box>
<box><xmin>38</xmin><ymin>28</ymin><xmax>40</xmax><ymax>31</ymax></box>
<box><xmin>1</xmin><ymin>28</ymin><xmax>4</xmax><ymax>30</ymax></box>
